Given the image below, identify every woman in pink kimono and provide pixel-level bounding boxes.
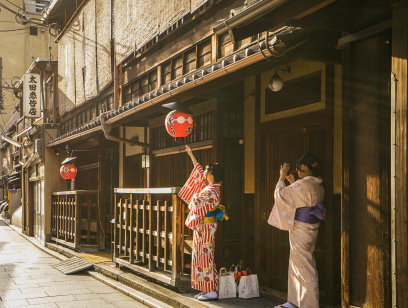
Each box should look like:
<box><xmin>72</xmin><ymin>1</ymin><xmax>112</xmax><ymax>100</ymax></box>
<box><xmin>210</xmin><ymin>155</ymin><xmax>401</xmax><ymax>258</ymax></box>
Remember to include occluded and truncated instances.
<box><xmin>268</xmin><ymin>152</ymin><xmax>325</xmax><ymax>308</ymax></box>
<box><xmin>178</xmin><ymin>145</ymin><xmax>224</xmax><ymax>301</ymax></box>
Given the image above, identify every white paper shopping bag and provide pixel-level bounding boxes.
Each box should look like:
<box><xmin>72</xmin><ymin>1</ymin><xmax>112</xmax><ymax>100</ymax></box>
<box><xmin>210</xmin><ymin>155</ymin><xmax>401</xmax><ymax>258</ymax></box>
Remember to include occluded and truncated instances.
<box><xmin>218</xmin><ymin>268</ymin><xmax>237</xmax><ymax>299</ymax></box>
<box><xmin>238</xmin><ymin>269</ymin><xmax>260</xmax><ymax>299</ymax></box>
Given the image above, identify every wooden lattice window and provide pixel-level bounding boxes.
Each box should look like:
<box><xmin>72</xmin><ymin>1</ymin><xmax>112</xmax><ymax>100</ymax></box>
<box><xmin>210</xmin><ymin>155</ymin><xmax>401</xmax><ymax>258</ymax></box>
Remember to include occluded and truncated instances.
<box><xmin>132</xmin><ymin>82</ymin><xmax>140</xmax><ymax>100</ymax></box>
<box><xmin>162</xmin><ymin>61</ymin><xmax>171</xmax><ymax>85</ymax></box>
<box><xmin>108</xmin><ymin>95</ymin><xmax>114</xmax><ymax>110</ymax></box>
<box><xmin>124</xmin><ymin>85</ymin><xmax>131</xmax><ymax>104</ymax></box>
<box><xmin>140</xmin><ymin>75</ymin><xmax>149</xmax><ymax>95</ymax></box>
<box><xmin>90</xmin><ymin>105</ymin><xmax>96</xmax><ymax>120</ymax></box>
<box><xmin>149</xmin><ymin>70</ymin><xmax>157</xmax><ymax>91</ymax></box>
<box><xmin>219</xmin><ymin>32</ymin><xmax>233</xmax><ymax>58</ymax></box>
<box><xmin>172</xmin><ymin>56</ymin><xmax>183</xmax><ymax>79</ymax></box>
<box><xmin>198</xmin><ymin>40</ymin><xmax>212</xmax><ymax>68</ymax></box>
<box><xmin>183</xmin><ymin>48</ymin><xmax>196</xmax><ymax>74</ymax></box>
<box><xmin>97</xmin><ymin>101</ymin><xmax>102</xmax><ymax>116</ymax></box>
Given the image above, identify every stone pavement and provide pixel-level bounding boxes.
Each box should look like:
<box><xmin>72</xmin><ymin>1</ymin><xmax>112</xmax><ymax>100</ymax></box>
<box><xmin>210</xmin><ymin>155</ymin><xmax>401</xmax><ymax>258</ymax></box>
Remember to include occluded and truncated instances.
<box><xmin>0</xmin><ymin>220</ymin><xmax>148</xmax><ymax>308</ymax></box>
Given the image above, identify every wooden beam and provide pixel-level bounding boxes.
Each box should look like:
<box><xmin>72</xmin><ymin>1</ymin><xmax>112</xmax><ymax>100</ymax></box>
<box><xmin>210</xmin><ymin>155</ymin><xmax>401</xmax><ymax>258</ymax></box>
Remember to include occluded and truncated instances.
<box><xmin>341</xmin><ymin>37</ymin><xmax>351</xmax><ymax>308</ymax></box>
<box><xmin>286</xmin><ymin>10</ymin><xmax>354</xmax><ymax>32</ymax></box>
<box><xmin>303</xmin><ymin>48</ymin><xmax>342</xmax><ymax>65</ymax></box>
<box><xmin>338</xmin><ymin>19</ymin><xmax>392</xmax><ymax>47</ymax></box>
<box><xmin>324</xmin><ymin>63</ymin><xmax>335</xmax><ymax>306</ymax></box>
<box><xmin>392</xmin><ymin>2</ymin><xmax>408</xmax><ymax>306</ymax></box>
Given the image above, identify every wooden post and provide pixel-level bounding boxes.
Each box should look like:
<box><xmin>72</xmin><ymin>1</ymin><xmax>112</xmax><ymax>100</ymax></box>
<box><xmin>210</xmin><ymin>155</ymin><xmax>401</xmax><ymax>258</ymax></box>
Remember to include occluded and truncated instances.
<box><xmin>148</xmin><ymin>194</ymin><xmax>153</xmax><ymax>271</ymax></box>
<box><xmin>135</xmin><ymin>199</ymin><xmax>140</xmax><ymax>262</ymax></box>
<box><xmin>254</xmin><ymin>74</ymin><xmax>264</xmax><ymax>283</ymax></box>
<box><xmin>211</xmin><ymin>34</ymin><xmax>218</xmax><ymax>64</ymax></box>
<box><xmin>324</xmin><ymin>63</ymin><xmax>335</xmax><ymax>306</ymax></box>
<box><xmin>87</xmin><ymin>200</ymin><xmax>91</xmax><ymax>243</ymax></box>
<box><xmin>156</xmin><ymin>200</ymin><xmax>161</xmax><ymax>268</ymax></box>
<box><xmin>98</xmin><ymin>138</ymin><xmax>106</xmax><ymax>250</ymax></box>
<box><xmin>74</xmin><ymin>194</ymin><xmax>80</xmax><ymax>249</ymax></box>
<box><xmin>392</xmin><ymin>3</ymin><xmax>408</xmax><ymax>306</ymax></box>
<box><xmin>142</xmin><ymin>199</ymin><xmax>146</xmax><ymax>263</ymax></box>
<box><xmin>124</xmin><ymin>199</ymin><xmax>129</xmax><ymax>256</ymax></box>
<box><xmin>119</xmin><ymin>198</ymin><xmax>123</xmax><ymax>256</ymax></box>
<box><xmin>171</xmin><ymin>194</ymin><xmax>181</xmax><ymax>282</ymax></box>
<box><xmin>164</xmin><ymin>200</ymin><xmax>168</xmax><ymax>271</ymax></box>
<box><xmin>114</xmin><ymin>193</ymin><xmax>119</xmax><ymax>258</ymax></box>
<box><xmin>341</xmin><ymin>40</ymin><xmax>351</xmax><ymax>308</ymax></box>
<box><xmin>130</xmin><ymin>194</ymin><xmax>134</xmax><ymax>264</ymax></box>
<box><xmin>157</xmin><ymin>66</ymin><xmax>162</xmax><ymax>89</ymax></box>
<box><xmin>64</xmin><ymin>195</ymin><xmax>68</xmax><ymax>242</ymax></box>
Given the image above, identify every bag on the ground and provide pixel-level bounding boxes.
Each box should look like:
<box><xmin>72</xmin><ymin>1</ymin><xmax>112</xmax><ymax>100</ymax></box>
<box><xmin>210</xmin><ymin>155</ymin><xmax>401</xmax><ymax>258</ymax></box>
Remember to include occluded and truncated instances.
<box><xmin>218</xmin><ymin>268</ymin><xmax>236</xmax><ymax>299</ymax></box>
<box><xmin>238</xmin><ymin>268</ymin><xmax>260</xmax><ymax>299</ymax></box>
<box><xmin>229</xmin><ymin>264</ymin><xmax>242</xmax><ymax>294</ymax></box>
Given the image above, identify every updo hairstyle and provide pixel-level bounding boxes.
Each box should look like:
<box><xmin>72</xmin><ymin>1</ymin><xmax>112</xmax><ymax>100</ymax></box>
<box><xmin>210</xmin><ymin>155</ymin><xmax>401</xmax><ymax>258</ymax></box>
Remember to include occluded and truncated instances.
<box><xmin>296</xmin><ymin>152</ymin><xmax>324</xmax><ymax>178</ymax></box>
<box><xmin>207</xmin><ymin>163</ymin><xmax>224</xmax><ymax>182</ymax></box>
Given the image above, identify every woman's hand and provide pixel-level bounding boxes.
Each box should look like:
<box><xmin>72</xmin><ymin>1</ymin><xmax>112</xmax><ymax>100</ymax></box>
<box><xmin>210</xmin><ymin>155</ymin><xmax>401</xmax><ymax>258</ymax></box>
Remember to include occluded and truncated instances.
<box><xmin>286</xmin><ymin>173</ymin><xmax>295</xmax><ymax>185</ymax></box>
<box><xmin>186</xmin><ymin>145</ymin><xmax>198</xmax><ymax>166</ymax></box>
<box><xmin>279</xmin><ymin>163</ymin><xmax>290</xmax><ymax>182</ymax></box>
<box><xmin>186</xmin><ymin>145</ymin><xmax>193</xmax><ymax>157</ymax></box>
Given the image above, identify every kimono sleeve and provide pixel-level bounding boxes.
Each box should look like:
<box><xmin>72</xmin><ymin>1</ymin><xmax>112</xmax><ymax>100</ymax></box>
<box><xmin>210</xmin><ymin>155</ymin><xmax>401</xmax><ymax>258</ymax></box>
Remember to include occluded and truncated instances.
<box><xmin>267</xmin><ymin>180</ymin><xmax>302</xmax><ymax>231</ymax></box>
<box><xmin>178</xmin><ymin>164</ymin><xmax>207</xmax><ymax>204</ymax></box>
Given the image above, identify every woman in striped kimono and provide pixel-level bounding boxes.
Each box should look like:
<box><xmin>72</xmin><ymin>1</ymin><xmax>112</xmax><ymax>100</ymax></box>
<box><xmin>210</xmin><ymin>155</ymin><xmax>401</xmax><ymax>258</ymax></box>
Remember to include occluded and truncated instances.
<box><xmin>268</xmin><ymin>152</ymin><xmax>325</xmax><ymax>308</ymax></box>
<box><xmin>178</xmin><ymin>145</ymin><xmax>224</xmax><ymax>301</ymax></box>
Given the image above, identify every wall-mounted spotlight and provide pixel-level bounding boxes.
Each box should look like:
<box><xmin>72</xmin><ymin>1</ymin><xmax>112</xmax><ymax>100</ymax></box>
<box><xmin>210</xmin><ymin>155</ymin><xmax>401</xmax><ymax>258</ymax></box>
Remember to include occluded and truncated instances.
<box><xmin>269</xmin><ymin>66</ymin><xmax>291</xmax><ymax>92</ymax></box>
<box><xmin>52</xmin><ymin>148</ymin><xmax>60</xmax><ymax>156</ymax></box>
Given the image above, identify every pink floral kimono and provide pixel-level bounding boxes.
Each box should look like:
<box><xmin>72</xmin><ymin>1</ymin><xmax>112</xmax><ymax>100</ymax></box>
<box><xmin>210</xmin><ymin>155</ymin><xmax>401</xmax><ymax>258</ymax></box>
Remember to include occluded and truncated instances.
<box><xmin>178</xmin><ymin>164</ymin><xmax>220</xmax><ymax>292</ymax></box>
<box><xmin>268</xmin><ymin>176</ymin><xmax>325</xmax><ymax>308</ymax></box>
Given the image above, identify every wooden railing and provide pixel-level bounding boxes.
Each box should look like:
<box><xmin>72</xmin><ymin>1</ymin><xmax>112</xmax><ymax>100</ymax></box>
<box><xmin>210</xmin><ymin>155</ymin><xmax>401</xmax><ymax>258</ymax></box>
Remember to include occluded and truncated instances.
<box><xmin>114</xmin><ymin>188</ymin><xmax>191</xmax><ymax>286</ymax></box>
<box><xmin>51</xmin><ymin>190</ymin><xmax>100</xmax><ymax>250</ymax></box>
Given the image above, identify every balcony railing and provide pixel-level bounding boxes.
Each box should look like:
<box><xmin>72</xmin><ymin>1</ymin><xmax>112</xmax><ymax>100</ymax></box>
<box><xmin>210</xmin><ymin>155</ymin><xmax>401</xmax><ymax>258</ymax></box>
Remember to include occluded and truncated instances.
<box><xmin>51</xmin><ymin>190</ymin><xmax>101</xmax><ymax>250</ymax></box>
<box><xmin>113</xmin><ymin>188</ymin><xmax>191</xmax><ymax>287</ymax></box>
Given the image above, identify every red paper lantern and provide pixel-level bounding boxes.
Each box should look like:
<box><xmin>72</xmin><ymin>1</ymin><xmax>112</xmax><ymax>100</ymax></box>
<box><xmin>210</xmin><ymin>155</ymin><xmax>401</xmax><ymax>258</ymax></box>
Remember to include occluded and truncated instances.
<box><xmin>60</xmin><ymin>164</ymin><xmax>77</xmax><ymax>180</ymax></box>
<box><xmin>165</xmin><ymin>110</ymin><xmax>193</xmax><ymax>138</ymax></box>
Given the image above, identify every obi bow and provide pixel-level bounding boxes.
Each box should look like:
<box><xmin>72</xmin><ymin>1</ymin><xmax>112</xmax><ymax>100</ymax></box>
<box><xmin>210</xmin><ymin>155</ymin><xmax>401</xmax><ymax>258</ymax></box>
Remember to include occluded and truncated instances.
<box><xmin>204</xmin><ymin>205</ymin><xmax>229</xmax><ymax>224</ymax></box>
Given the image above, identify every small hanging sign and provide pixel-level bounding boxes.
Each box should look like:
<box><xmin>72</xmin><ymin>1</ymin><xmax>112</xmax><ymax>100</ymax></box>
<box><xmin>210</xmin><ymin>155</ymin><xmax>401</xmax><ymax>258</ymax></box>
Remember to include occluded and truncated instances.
<box><xmin>23</xmin><ymin>73</ymin><xmax>41</xmax><ymax>118</ymax></box>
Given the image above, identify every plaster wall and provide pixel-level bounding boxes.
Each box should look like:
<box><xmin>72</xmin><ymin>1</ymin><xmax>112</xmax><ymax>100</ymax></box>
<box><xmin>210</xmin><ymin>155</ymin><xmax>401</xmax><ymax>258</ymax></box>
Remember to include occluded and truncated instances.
<box><xmin>0</xmin><ymin>0</ymin><xmax>58</xmax><ymax>124</ymax></box>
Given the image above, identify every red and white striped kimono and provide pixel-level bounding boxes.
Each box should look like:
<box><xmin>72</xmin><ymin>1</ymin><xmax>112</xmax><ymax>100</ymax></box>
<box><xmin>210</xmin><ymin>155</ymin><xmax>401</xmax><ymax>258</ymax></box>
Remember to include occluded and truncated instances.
<box><xmin>178</xmin><ymin>164</ymin><xmax>220</xmax><ymax>292</ymax></box>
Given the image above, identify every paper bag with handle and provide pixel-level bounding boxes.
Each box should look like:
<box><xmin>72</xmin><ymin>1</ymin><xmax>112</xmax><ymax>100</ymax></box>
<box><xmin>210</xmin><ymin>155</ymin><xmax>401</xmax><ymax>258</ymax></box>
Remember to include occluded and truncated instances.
<box><xmin>238</xmin><ymin>268</ymin><xmax>260</xmax><ymax>299</ymax></box>
<box><xmin>218</xmin><ymin>268</ymin><xmax>237</xmax><ymax>299</ymax></box>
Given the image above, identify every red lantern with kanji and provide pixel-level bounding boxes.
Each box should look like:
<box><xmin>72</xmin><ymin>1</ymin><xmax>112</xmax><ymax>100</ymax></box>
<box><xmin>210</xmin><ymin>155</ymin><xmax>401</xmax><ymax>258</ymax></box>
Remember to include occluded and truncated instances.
<box><xmin>165</xmin><ymin>110</ymin><xmax>193</xmax><ymax>137</ymax></box>
<box><xmin>60</xmin><ymin>164</ymin><xmax>77</xmax><ymax>180</ymax></box>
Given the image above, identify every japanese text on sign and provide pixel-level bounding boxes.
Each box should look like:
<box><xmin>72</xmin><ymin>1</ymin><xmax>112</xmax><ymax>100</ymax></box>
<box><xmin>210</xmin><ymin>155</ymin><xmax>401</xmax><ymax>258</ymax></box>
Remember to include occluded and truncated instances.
<box><xmin>23</xmin><ymin>73</ymin><xmax>41</xmax><ymax>118</ymax></box>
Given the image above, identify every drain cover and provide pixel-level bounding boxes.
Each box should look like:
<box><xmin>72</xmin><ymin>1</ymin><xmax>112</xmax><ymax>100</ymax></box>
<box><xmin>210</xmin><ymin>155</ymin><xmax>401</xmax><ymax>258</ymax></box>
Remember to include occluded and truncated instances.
<box><xmin>52</xmin><ymin>256</ymin><xmax>93</xmax><ymax>275</ymax></box>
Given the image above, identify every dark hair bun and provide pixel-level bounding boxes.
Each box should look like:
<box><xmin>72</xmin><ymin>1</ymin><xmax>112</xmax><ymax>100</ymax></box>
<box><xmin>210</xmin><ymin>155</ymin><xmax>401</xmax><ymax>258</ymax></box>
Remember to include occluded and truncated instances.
<box><xmin>296</xmin><ymin>152</ymin><xmax>324</xmax><ymax>177</ymax></box>
<box><xmin>207</xmin><ymin>163</ymin><xmax>224</xmax><ymax>182</ymax></box>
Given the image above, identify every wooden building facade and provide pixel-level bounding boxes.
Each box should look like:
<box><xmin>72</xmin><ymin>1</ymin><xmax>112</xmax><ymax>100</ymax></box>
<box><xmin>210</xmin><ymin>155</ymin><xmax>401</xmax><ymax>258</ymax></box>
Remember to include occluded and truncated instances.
<box><xmin>42</xmin><ymin>0</ymin><xmax>408</xmax><ymax>307</ymax></box>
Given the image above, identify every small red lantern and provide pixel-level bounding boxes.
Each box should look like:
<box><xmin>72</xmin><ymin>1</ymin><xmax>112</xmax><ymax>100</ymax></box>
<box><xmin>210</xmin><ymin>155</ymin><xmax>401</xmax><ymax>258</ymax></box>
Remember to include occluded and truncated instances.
<box><xmin>60</xmin><ymin>164</ymin><xmax>77</xmax><ymax>180</ymax></box>
<box><xmin>165</xmin><ymin>110</ymin><xmax>193</xmax><ymax>138</ymax></box>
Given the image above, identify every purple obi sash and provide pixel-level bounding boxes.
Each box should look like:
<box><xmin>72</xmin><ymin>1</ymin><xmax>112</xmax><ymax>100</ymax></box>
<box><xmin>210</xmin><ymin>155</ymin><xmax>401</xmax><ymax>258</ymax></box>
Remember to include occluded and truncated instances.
<box><xmin>295</xmin><ymin>203</ymin><xmax>326</xmax><ymax>224</ymax></box>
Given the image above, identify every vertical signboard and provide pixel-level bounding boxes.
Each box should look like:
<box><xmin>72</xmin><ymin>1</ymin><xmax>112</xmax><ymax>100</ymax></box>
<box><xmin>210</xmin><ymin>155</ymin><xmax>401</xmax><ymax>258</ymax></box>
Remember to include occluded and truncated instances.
<box><xmin>23</xmin><ymin>73</ymin><xmax>41</xmax><ymax>118</ymax></box>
